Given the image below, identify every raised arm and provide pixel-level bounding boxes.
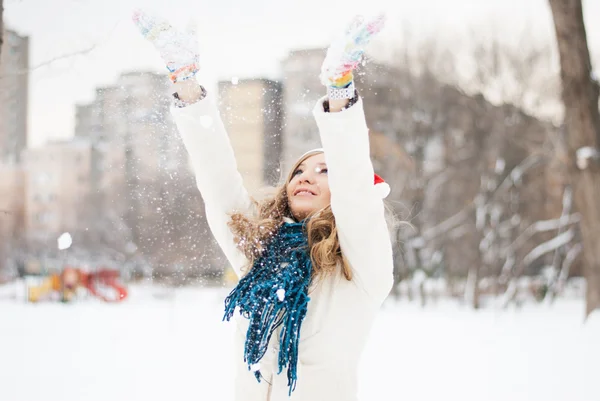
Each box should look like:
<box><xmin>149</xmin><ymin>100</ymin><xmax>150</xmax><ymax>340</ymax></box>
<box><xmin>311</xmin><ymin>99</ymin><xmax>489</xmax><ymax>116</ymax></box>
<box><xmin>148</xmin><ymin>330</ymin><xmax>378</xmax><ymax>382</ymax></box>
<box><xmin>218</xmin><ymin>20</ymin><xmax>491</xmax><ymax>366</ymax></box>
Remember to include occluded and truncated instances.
<box><xmin>133</xmin><ymin>10</ymin><xmax>250</xmax><ymax>276</ymax></box>
<box><xmin>314</xmin><ymin>14</ymin><xmax>393</xmax><ymax>302</ymax></box>
<box><xmin>313</xmin><ymin>96</ymin><xmax>393</xmax><ymax>302</ymax></box>
<box><xmin>171</xmin><ymin>82</ymin><xmax>252</xmax><ymax>277</ymax></box>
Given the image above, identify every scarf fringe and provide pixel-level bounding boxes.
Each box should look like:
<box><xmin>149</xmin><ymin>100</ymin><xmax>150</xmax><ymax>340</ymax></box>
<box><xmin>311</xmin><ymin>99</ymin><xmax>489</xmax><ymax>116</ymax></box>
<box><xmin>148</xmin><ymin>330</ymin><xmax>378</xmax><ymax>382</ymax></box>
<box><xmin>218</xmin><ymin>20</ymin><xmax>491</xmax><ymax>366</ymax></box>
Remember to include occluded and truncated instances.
<box><xmin>223</xmin><ymin>222</ymin><xmax>312</xmax><ymax>395</ymax></box>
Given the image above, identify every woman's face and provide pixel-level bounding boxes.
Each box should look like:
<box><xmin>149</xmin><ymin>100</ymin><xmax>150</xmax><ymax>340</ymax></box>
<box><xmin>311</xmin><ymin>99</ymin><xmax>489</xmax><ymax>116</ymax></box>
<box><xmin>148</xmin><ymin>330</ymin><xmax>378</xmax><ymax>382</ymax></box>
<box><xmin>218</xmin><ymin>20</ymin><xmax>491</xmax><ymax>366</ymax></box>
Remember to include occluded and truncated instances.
<box><xmin>286</xmin><ymin>153</ymin><xmax>331</xmax><ymax>221</ymax></box>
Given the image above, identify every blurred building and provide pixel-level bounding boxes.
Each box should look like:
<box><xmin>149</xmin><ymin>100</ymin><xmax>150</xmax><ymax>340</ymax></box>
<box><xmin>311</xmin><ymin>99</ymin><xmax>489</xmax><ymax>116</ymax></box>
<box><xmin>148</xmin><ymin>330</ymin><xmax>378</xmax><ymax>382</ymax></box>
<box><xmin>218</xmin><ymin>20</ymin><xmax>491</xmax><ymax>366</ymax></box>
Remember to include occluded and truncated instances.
<box><xmin>218</xmin><ymin>78</ymin><xmax>283</xmax><ymax>193</ymax></box>
<box><xmin>0</xmin><ymin>164</ymin><xmax>26</xmax><ymax>277</ymax></box>
<box><xmin>74</xmin><ymin>72</ymin><xmax>190</xmax><ymax>241</ymax></box>
<box><xmin>22</xmin><ymin>139</ymin><xmax>92</xmax><ymax>239</ymax></box>
<box><xmin>0</xmin><ymin>28</ymin><xmax>29</xmax><ymax>164</ymax></box>
<box><xmin>75</xmin><ymin>72</ymin><xmax>185</xmax><ymax>191</ymax></box>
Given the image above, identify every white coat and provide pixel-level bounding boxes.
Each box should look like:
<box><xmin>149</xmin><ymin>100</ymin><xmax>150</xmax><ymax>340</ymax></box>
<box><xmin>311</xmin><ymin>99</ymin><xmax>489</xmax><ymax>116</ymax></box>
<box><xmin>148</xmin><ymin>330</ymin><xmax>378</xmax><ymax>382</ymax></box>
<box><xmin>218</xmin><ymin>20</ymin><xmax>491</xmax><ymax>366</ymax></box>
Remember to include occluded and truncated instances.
<box><xmin>171</xmin><ymin>91</ymin><xmax>394</xmax><ymax>401</ymax></box>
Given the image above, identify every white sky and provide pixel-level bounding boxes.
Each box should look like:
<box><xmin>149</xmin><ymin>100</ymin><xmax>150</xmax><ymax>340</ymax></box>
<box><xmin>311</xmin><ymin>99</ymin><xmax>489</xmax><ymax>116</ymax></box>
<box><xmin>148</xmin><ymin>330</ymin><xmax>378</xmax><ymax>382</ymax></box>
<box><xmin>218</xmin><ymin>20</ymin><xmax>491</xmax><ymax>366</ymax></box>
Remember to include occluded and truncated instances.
<box><xmin>4</xmin><ymin>0</ymin><xmax>600</xmax><ymax>148</ymax></box>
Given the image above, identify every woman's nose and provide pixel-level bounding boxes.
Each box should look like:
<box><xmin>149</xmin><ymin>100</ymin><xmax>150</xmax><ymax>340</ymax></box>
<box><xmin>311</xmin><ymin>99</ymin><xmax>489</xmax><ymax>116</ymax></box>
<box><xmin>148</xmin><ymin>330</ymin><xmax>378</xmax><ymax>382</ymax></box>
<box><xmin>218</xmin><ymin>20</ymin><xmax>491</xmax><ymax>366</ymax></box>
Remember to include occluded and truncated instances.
<box><xmin>298</xmin><ymin>171</ymin><xmax>315</xmax><ymax>184</ymax></box>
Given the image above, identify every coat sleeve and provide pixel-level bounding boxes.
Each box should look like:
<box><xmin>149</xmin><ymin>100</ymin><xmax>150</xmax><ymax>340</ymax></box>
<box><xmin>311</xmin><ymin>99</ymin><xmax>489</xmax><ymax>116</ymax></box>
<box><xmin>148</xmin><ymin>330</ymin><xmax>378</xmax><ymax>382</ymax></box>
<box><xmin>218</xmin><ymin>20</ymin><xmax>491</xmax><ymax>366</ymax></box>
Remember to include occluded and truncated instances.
<box><xmin>170</xmin><ymin>92</ymin><xmax>251</xmax><ymax>277</ymax></box>
<box><xmin>312</xmin><ymin>95</ymin><xmax>394</xmax><ymax>303</ymax></box>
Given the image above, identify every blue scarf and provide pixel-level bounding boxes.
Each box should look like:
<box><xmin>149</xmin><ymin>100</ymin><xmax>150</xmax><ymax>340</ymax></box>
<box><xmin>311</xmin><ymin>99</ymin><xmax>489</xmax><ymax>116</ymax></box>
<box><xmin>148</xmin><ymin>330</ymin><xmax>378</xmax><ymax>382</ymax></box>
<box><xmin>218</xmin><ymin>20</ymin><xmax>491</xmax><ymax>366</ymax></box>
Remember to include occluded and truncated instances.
<box><xmin>223</xmin><ymin>221</ymin><xmax>312</xmax><ymax>395</ymax></box>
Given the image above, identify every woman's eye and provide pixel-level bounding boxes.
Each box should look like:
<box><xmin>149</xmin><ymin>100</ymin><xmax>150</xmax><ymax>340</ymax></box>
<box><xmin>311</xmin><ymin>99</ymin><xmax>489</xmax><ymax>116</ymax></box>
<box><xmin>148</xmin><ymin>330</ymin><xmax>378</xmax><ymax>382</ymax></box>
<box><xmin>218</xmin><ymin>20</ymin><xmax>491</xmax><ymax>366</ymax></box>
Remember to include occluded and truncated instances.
<box><xmin>317</xmin><ymin>168</ymin><xmax>328</xmax><ymax>174</ymax></box>
<box><xmin>293</xmin><ymin>169</ymin><xmax>303</xmax><ymax>176</ymax></box>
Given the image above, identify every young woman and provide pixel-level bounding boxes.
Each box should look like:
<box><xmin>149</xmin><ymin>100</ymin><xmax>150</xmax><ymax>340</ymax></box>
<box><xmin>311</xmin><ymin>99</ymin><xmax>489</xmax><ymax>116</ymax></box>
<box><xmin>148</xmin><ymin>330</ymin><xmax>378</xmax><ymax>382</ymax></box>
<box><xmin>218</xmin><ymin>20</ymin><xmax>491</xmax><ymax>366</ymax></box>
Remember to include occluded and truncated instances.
<box><xmin>134</xmin><ymin>11</ymin><xmax>394</xmax><ymax>401</ymax></box>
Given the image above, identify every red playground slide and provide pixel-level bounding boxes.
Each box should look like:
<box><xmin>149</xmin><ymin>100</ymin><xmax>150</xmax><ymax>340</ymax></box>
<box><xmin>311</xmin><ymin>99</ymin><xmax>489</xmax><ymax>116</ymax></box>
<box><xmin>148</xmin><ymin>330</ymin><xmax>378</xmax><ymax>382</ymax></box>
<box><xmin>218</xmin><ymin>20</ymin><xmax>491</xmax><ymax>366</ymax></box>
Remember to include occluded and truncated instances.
<box><xmin>81</xmin><ymin>269</ymin><xmax>128</xmax><ymax>302</ymax></box>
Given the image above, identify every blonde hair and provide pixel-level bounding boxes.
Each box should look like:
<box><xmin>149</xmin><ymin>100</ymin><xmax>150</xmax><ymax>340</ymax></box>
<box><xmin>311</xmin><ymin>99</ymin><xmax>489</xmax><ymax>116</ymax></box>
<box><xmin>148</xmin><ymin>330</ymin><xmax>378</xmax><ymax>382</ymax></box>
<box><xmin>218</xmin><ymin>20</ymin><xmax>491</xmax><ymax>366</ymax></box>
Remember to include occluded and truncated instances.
<box><xmin>228</xmin><ymin>151</ymin><xmax>352</xmax><ymax>281</ymax></box>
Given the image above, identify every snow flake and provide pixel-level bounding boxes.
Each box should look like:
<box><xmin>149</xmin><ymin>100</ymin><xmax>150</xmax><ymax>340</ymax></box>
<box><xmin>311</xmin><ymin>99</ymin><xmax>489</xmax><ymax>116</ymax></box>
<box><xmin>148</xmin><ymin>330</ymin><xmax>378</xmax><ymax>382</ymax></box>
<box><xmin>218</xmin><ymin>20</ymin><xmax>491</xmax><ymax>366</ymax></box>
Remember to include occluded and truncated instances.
<box><xmin>495</xmin><ymin>158</ymin><xmax>506</xmax><ymax>174</ymax></box>
<box><xmin>576</xmin><ymin>146</ymin><xmax>599</xmax><ymax>170</ymax></box>
<box><xmin>276</xmin><ymin>289</ymin><xmax>286</xmax><ymax>302</ymax></box>
<box><xmin>57</xmin><ymin>232</ymin><xmax>72</xmax><ymax>250</ymax></box>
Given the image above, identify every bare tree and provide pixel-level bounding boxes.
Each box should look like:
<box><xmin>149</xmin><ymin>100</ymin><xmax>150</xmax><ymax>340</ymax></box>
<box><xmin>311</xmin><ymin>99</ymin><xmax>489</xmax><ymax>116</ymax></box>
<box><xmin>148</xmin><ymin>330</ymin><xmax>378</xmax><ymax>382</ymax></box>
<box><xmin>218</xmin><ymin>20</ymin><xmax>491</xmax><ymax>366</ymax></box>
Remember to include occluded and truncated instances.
<box><xmin>0</xmin><ymin>0</ymin><xmax>4</xmax><ymax>60</ymax></box>
<box><xmin>368</xmin><ymin>27</ymin><xmax>577</xmax><ymax>307</ymax></box>
<box><xmin>548</xmin><ymin>0</ymin><xmax>600</xmax><ymax>317</ymax></box>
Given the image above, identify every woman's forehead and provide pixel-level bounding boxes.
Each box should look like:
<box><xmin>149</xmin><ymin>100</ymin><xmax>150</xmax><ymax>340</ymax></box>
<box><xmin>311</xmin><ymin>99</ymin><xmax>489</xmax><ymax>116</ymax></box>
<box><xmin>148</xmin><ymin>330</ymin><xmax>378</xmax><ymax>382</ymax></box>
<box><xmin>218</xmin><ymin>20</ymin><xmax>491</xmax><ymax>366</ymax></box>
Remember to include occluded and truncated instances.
<box><xmin>300</xmin><ymin>153</ymin><xmax>326</xmax><ymax>165</ymax></box>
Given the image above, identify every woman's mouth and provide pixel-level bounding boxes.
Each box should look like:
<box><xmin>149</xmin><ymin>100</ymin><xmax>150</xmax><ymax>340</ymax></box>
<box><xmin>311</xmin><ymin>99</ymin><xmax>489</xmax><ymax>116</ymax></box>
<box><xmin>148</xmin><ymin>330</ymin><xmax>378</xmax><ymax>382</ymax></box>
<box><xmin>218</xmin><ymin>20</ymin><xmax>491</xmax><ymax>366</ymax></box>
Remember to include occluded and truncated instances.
<box><xmin>294</xmin><ymin>189</ymin><xmax>316</xmax><ymax>196</ymax></box>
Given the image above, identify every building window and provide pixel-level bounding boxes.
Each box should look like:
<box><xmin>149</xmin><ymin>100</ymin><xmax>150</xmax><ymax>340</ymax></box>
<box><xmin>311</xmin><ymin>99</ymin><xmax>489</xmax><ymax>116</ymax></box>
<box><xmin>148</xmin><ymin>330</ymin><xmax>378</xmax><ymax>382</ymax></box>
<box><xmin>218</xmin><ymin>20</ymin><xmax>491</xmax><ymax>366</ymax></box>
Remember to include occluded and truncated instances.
<box><xmin>37</xmin><ymin>173</ymin><xmax>52</xmax><ymax>184</ymax></box>
<box><xmin>36</xmin><ymin>212</ymin><xmax>53</xmax><ymax>224</ymax></box>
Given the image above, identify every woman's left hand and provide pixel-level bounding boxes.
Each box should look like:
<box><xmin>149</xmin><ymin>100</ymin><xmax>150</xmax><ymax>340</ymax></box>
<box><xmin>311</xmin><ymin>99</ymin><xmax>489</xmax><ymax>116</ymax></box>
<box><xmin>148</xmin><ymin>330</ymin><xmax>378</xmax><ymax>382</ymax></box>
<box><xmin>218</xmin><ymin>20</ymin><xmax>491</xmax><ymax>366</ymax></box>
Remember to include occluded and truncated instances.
<box><xmin>132</xmin><ymin>9</ymin><xmax>201</xmax><ymax>84</ymax></box>
<box><xmin>319</xmin><ymin>14</ymin><xmax>386</xmax><ymax>102</ymax></box>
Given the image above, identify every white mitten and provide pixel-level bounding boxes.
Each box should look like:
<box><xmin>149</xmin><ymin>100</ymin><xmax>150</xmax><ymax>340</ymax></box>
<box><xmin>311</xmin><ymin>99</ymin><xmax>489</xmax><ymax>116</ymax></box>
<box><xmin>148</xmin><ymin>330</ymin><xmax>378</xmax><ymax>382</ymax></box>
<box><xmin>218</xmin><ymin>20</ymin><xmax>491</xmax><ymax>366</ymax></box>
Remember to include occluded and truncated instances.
<box><xmin>320</xmin><ymin>14</ymin><xmax>386</xmax><ymax>99</ymax></box>
<box><xmin>132</xmin><ymin>9</ymin><xmax>200</xmax><ymax>83</ymax></box>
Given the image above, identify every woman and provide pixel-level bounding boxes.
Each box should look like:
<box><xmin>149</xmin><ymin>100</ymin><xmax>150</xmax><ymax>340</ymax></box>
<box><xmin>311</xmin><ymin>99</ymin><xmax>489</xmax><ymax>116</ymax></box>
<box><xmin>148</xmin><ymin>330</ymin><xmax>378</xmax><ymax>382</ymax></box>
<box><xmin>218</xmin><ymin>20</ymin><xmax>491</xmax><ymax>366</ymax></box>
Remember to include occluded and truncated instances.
<box><xmin>134</xmin><ymin>10</ymin><xmax>394</xmax><ymax>401</ymax></box>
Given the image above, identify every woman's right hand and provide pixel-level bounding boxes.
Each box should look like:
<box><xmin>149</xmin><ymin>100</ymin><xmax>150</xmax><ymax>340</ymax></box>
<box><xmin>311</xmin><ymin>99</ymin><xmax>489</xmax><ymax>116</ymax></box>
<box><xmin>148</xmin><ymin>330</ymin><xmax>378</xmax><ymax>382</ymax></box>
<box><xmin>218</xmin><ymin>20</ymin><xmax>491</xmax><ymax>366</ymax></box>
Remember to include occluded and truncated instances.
<box><xmin>132</xmin><ymin>9</ymin><xmax>200</xmax><ymax>84</ymax></box>
<box><xmin>319</xmin><ymin>14</ymin><xmax>386</xmax><ymax>102</ymax></box>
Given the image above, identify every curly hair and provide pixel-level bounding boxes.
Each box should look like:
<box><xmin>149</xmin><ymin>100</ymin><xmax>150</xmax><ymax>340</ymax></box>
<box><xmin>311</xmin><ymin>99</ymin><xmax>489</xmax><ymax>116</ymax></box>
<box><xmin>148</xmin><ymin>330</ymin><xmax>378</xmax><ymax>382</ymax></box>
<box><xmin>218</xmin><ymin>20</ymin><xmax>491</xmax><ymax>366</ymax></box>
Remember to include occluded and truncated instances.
<box><xmin>228</xmin><ymin>151</ymin><xmax>352</xmax><ymax>281</ymax></box>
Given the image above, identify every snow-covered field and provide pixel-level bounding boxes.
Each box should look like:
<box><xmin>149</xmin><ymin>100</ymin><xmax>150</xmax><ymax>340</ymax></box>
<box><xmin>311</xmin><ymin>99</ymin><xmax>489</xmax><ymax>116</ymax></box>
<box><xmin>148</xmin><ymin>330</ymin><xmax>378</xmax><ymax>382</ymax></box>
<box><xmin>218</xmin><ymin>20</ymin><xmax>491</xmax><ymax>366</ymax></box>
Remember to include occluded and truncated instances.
<box><xmin>1</xmin><ymin>283</ymin><xmax>599</xmax><ymax>401</ymax></box>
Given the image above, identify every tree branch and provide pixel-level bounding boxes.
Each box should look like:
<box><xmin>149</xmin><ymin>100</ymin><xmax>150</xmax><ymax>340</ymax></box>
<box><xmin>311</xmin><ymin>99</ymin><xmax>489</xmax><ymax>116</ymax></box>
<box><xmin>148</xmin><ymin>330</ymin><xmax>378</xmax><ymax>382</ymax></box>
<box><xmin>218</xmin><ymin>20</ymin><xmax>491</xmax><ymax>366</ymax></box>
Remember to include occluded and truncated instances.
<box><xmin>1</xmin><ymin>20</ymin><xmax>118</xmax><ymax>77</ymax></box>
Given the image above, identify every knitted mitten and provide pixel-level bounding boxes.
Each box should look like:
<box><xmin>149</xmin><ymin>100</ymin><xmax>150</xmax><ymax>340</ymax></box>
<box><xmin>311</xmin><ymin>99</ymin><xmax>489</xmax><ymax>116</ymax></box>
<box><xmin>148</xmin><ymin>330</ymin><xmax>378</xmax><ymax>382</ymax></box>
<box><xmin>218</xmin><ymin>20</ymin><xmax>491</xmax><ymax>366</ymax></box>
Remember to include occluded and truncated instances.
<box><xmin>132</xmin><ymin>9</ymin><xmax>200</xmax><ymax>83</ymax></box>
<box><xmin>319</xmin><ymin>14</ymin><xmax>386</xmax><ymax>99</ymax></box>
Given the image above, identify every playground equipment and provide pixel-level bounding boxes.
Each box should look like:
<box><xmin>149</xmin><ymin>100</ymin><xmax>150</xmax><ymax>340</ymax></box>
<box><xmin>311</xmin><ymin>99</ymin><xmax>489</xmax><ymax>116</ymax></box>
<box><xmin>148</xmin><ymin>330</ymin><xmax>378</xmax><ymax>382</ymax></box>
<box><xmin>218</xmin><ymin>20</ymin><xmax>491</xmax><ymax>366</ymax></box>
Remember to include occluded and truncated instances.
<box><xmin>27</xmin><ymin>274</ymin><xmax>61</xmax><ymax>303</ymax></box>
<box><xmin>25</xmin><ymin>232</ymin><xmax>129</xmax><ymax>303</ymax></box>
<box><xmin>27</xmin><ymin>267</ymin><xmax>128</xmax><ymax>303</ymax></box>
<box><xmin>81</xmin><ymin>269</ymin><xmax>128</xmax><ymax>302</ymax></box>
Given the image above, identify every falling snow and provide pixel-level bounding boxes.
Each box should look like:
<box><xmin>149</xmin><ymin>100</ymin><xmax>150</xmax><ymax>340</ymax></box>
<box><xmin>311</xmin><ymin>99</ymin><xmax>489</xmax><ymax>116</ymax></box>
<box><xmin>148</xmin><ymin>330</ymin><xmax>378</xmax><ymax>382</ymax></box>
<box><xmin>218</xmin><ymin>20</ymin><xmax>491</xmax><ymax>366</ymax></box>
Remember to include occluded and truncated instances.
<box><xmin>575</xmin><ymin>146</ymin><xmax>600</xmax><ymax>170</ymax></box>
<box><xmin>57</xmin><ymin>232</ymin><xmax>73</xmax><ymax>250</ymax></box>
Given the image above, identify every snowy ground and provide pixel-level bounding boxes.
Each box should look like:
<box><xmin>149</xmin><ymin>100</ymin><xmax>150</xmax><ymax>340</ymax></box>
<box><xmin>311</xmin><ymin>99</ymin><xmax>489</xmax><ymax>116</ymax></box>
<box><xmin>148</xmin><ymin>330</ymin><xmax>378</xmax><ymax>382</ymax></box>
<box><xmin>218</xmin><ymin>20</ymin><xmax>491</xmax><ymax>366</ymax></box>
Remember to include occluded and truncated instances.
<box><xmin>1</xmin><ymin>283</ymin><xmax>599</xmax><ymax>401</ymax></box>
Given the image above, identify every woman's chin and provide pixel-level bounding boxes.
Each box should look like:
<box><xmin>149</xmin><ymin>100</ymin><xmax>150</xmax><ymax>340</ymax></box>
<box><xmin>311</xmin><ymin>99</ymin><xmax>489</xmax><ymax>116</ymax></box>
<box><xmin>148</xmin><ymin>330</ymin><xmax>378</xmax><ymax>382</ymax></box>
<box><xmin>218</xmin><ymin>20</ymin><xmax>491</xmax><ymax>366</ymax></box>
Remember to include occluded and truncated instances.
<box><xmin>291</xmin><ymin>206</ymin><xmax>315</xmax><ymax>221</ymax></box>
